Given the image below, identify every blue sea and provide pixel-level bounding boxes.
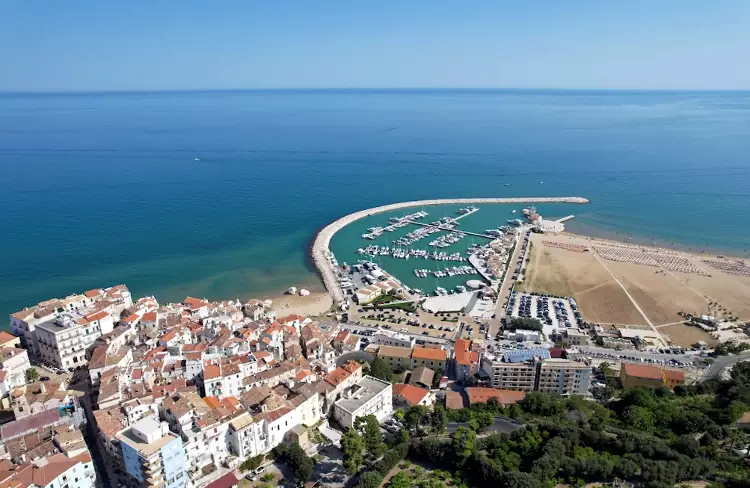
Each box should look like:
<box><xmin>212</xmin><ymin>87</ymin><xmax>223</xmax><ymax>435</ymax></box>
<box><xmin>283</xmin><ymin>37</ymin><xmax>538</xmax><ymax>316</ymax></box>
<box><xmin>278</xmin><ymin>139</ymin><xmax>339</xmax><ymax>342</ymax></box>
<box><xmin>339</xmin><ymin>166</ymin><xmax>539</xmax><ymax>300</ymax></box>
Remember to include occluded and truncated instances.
<box><xmin>1</xmin><ymin>89</ymin><xmax>749</xmax><ymax>319</ymax></box>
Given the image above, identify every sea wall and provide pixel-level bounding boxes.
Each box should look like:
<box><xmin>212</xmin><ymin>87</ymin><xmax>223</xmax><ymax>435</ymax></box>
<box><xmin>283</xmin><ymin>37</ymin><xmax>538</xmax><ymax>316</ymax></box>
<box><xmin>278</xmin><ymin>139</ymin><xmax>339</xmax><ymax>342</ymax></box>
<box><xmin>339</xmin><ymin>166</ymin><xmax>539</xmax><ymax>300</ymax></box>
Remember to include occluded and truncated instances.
<box><xmin>311</xmin><ymin>197</ymin><xmax>589</xmax><ymax>304</ymax></box>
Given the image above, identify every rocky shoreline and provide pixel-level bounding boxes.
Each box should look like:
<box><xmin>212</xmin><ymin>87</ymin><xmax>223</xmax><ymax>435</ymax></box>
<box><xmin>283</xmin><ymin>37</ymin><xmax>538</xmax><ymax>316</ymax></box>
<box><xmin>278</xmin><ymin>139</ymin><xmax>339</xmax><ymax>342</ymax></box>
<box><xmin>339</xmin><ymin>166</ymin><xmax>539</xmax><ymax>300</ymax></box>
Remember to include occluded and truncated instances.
<box><xmin>311</xmin><ymin>197</ymin><xmax>589</xmax><ymax>305</ymax></box>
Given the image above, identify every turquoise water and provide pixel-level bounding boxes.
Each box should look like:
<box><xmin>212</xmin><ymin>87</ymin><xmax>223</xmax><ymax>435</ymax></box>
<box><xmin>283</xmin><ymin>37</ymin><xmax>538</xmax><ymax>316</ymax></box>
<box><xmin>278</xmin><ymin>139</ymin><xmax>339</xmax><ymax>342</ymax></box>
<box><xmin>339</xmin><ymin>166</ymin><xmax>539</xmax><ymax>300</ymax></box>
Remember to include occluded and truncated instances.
<box><xmin>1</xmin><ymin>90</ymin><xmax>749</xmax><ymax>320</ymax></box>
<box><xmin>329</xmin><ymin>203</ymin><xmax>581</xmax><ymax>292</ymax></box>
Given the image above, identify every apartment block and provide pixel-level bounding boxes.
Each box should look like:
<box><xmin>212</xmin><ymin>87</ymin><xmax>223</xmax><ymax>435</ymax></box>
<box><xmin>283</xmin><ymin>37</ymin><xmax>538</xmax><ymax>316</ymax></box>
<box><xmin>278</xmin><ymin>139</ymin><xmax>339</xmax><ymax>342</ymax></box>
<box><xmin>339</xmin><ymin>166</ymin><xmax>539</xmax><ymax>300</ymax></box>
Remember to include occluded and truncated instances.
<box><xmin>481</xmin><ymin>353</ymin><xmax>592</xmax><ymax>396</ymax></box>
<box><xmin>333</xmin><ymin>375</ymin><xmax>393</xmax><ymax>429</ymax></box>
<box><xmin>118</xmin><ymin>418</ymin><xmax>189</xmax><ymax>488</ymax></box>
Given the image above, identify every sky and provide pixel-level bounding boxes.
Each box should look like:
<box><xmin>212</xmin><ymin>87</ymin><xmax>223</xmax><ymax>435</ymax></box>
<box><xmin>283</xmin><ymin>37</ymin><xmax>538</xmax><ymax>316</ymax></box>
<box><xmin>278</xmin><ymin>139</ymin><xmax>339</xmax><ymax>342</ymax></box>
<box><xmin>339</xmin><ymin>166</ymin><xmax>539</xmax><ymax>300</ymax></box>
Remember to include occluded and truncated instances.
<box><xmin>1</xmin><ymin>1</ymin><xmax>749</xmax><ymax>92</ymax></box>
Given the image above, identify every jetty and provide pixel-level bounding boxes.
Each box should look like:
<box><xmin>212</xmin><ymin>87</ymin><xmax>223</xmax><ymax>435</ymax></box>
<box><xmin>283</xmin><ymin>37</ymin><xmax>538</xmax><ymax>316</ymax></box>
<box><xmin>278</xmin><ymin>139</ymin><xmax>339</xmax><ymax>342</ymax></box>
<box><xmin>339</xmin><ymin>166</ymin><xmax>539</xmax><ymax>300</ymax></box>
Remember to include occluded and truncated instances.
<box><xmin>405</xmin><ymin>220</ymin><xmax>496</xmax><ymax>240</ymax></box>
<box><xmin>556</xmin><ymin>215</ymin><xmax>575</xmax><ymax>223</ymax></box>
<box><xmin>311</xmin><ymin>197</ymin><xmax>589</xmax><ymax>304</ymax></box>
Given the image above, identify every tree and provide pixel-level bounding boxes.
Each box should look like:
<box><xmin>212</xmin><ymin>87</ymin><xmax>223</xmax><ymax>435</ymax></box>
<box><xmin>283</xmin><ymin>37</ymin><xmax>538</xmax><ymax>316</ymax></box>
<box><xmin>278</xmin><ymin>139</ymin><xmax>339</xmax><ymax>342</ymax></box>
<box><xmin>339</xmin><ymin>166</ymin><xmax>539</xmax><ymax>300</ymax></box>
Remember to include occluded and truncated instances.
<box><xmin>388</xmin><ymin>472</ymin><xmax>412</xmax><ymax>488</ymax></box>
<box><xmin>405</xmin><ymin>405</ymin><xmax>429</xmax><ymax>432</ymax></box>
<box><xmin>25</xmin><ymin>367</ymin><xmax>39</xmax><ymax>382</ymax></box>
<box><xmin>356</xmin><ymin>415</ymin><xmax>386</xmax><ymax>457</ymax></box>
<box><xmin>239</xmin><ymin>454</ymin><xmax>265</xmax><ymax>472</ymax></box>
<box><xmin>393</xmin><ymin>409</ymin><xmax>405</xmax><ymax>422</ymax></box>
<box><xmin>452</xmin><ymin>426</ymin><xmax>476</xmax><ymax>461</ymax></box>
<box><xmin>369</xmin><ymin>357</ymin><xmax>394</xmax><ymax>382</ymax></box>
<box><xmin>476</xmin><ymin>411</ymin><xmax>495</xmax><ymax>431</ymax></box>
<box><xmin>432</xmin><ymin>368</ymin><xmax>444</xmax><ymax>388</ymax></box>
<box><xmin>342</xmin><ymin>428</ymin><xmax>365</xmax><ymax>474</ymax></box>
<box><xmin>624</xmin><ymin>405</ymin><xmax>655</xmax><ymax>431</ymax></box>
<box><xmin>430</xmin><ymin>404</ymin><xmax>448</xmax><ymax>434</ymax></box>
<box><xmin>356</xmin><ymin>471</ymin><xmax>383</xmax><ymax>488</ymax></box>
<box><xmin>508</xmin><ymin>317</ymin><xmax>543</xmax><ymax>331</ymax></box>
<box><xmin>284</xmin><ymin>443</ymin><xmax>314</xmax><ymax>483</ymax></box>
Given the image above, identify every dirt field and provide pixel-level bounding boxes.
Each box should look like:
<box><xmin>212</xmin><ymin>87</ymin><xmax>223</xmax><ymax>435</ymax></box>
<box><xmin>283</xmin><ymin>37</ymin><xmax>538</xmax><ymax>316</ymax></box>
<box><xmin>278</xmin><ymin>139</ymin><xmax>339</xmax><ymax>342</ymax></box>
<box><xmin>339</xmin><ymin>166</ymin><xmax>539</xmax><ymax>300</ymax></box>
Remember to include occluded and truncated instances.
<box><xmin>659</xmin><ymin>323</ymin><xmax>719</xmax><ymax>348</ymax></box>
<box><xmin>519</xmin><ymin>235</ymin><xmax>648</xmax><ymax>325</ymax></box>
<box><xmin>604</xmin><ymin>261</ymin><xmax>709</xmax><ymax>325</ymax></box>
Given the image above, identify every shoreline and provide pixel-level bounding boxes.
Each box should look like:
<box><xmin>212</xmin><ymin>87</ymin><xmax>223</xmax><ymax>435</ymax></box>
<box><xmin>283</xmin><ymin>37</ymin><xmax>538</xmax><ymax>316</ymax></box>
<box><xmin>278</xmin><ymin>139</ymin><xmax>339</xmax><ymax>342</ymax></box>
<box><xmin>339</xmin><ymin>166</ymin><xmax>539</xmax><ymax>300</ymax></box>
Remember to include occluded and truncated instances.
<box><xmin>310</xmin><ymin>197</ymin><xmax>590</xmax><ymax>303</ymax></box>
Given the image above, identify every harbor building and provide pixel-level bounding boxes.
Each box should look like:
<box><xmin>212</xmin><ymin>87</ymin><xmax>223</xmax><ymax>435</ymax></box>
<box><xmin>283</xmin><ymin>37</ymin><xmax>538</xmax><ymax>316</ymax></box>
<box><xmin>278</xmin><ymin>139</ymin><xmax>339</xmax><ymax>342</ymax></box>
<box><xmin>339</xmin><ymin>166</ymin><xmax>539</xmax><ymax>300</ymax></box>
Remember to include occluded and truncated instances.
<box><xmin>118</xmin><ymin>417</ymin><xmax>189</xmax><ymax>488</ymax></box>
<box><xmin>333</xmin><ymin>375</ymin><xmax>393</xmax><ymax>429</ymax></box>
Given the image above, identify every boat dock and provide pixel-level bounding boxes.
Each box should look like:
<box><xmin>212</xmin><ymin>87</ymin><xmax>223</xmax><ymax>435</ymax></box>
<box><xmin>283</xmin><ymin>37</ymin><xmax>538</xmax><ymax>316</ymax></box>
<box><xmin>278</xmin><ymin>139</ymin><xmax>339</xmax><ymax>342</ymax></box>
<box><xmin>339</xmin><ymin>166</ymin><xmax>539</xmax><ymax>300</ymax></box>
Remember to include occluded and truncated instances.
<box><xmin>556</xmin><ymin>215</ymin><xmax>575</xmax><ymax>223</ymax></box>
<box><xmin>405</xmin><ymin>220</ymin><xmax>496</xmax><ymax>240</ymax></box>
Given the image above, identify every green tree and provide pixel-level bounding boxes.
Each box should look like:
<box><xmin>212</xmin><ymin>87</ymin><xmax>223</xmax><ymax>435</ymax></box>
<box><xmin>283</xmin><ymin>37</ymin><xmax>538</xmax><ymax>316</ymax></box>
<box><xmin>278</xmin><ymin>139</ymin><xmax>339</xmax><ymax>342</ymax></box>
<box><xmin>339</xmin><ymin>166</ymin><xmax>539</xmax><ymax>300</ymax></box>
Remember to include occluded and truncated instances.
<box><xmin>284</xmin><ymin>443</ymin><xmax>314</xmax><ymax>483</ymax></box>
<box><xmin>25</xmin><ymin>367</ymin><xmax>39</xmax><ymax>382</ymax></box>
<box><xmin>452</xmin><ymin>426</ymin><xmax>476</xmax><ymax>462</ymax></box>
<box><xmin>430</xmin><ymin>404</ymin><xmax>448</xmax><ymax>434</ymax></box>
<box><xmin>388</xmin><ymin>471</ymin><xmax>412</xmax><ymax>488</ymax></box>
<box><xmin>342</xmin><ymin>428</ymin><xmax>365</xmax><ymax>474</ymax></box>
<box><xmin>370</xmin><ymin>357</ymin><xmax>394</xmax><ymax>382</ymax></box>
<box><xmin>356</xmin><ymin>415</ymin><xmax>386</xmax><ymax>457</ymax></box>
<box><xmin>393</xmin><ymin>409</ymin><xmax>405</xmax><ymax>422</ymax></box>
<box><xmin>624</xmin><ymin>405</ymin><xmax>655</xmax><ymax>431</ymax></box>
<box><xmin>239</xmin><ymin>454</ymin><xmax>264</xmax><ymax>472</ymax></box>
<box><xmin>356</xmin><ymin>471</ymin><xmax>383</xmax><ymax>488</ymax></box>
<box><xmin>476</xmin><ymin>411</ymin><xmax>494</xmax><ymax>431</ymax></box>
<box><xmin>405</xmin><ymin>405</ymin><xmax>429</xmax><ymax>431</ymax></box>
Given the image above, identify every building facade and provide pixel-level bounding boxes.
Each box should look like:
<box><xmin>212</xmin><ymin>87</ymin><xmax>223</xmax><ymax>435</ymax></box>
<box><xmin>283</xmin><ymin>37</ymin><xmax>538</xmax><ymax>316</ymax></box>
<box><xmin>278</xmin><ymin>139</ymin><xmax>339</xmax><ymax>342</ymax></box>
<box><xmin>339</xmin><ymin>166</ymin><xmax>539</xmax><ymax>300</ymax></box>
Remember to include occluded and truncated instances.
<box><xmin>118</xmin><ymin>418</ymin><xmax>189</xmax><ymax>488</ymax></box>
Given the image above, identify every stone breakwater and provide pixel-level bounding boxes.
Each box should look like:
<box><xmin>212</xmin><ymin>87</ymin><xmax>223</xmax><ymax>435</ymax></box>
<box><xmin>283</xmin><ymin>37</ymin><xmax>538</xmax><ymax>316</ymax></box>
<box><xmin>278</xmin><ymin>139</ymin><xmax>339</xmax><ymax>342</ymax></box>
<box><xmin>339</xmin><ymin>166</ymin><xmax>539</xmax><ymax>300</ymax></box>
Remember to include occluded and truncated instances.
<box><xmin>311</xmin><ymin>197</ymin><xmax>589</xmax><ymax>304</ymax></box>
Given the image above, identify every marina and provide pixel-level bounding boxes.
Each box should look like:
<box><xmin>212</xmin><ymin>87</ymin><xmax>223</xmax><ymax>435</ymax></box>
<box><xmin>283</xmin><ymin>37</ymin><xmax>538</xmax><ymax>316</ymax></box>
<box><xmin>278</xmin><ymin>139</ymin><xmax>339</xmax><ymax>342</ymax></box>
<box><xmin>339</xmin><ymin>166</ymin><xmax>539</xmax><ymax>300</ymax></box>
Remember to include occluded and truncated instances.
<box><xmin>313</xmin><ymin>197</ymin><xmax>590</xmax><ymax>304</ymax></box>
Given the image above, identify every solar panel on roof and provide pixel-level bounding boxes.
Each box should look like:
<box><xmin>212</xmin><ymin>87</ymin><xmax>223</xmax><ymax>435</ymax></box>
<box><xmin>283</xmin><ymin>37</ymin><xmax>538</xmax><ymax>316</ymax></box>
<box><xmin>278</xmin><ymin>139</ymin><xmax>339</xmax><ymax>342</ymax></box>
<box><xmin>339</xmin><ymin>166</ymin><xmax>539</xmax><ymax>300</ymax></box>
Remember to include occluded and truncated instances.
<box><xmin>503</xmin><ymin>347</ymin><xmax>551</xmax><ymax>363</ymax></box>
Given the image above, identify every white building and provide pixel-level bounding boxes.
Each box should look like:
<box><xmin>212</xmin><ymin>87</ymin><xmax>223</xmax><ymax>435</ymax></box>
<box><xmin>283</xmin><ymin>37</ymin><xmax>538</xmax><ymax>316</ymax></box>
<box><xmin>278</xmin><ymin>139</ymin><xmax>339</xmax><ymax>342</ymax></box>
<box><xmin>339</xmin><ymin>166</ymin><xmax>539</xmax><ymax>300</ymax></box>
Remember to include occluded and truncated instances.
<box><xmin>372</xmin><ymin>330</ymin><xmax>415</xmax><ymax>349</ymax></box>
<box><xmin>3</xmin><ymin>452</ymin><xmax>97</xmax><ymax>488</ymax></box>
<box><xmin>333</xmin><ymin>375</ymin><xmax>393</xmax><ymax>429</ymax></box>
<box><xmin>36</xmin><ymin>312</ymin><xmax>108</xmax><ymax>369</ymax></box>
<box><xmin>0</xmin><ymin>347</ymin><xmax>30</xmax><ymax>395</ymax></box>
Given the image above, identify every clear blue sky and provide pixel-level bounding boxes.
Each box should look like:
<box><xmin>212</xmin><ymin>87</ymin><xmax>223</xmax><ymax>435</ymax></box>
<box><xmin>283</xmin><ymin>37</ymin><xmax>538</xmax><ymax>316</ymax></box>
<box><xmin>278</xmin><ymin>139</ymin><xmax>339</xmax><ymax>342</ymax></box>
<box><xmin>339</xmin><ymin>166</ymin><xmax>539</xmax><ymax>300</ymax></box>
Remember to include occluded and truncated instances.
<box><xmin>2</xmin><ymin>0</ymin><xmax>749</xmax><ymax>92</ymax></box>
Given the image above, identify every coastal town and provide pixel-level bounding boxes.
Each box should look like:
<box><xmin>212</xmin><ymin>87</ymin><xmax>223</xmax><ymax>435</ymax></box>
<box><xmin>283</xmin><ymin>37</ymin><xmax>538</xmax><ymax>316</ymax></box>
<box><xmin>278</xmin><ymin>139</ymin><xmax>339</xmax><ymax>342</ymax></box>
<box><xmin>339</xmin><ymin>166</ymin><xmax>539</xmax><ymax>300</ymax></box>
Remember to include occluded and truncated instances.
<box><xmin>1</xmin><ymin>198</ymin><xmax>750</xmax><ymax>488</ymax></box>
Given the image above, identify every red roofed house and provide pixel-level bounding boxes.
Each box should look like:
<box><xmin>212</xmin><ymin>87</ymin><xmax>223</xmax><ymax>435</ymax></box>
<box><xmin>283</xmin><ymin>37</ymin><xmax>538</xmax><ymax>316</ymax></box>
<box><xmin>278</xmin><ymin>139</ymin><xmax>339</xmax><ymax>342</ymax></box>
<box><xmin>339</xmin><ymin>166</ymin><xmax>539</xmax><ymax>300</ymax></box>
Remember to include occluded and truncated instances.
<box><xmin>620</xmin><ymin>363</ymin><xmax>685</xmax><ymax>389</ymax></box>
<box><xmin>392</xmin><ymin>384</ymin><xmax>434</xmax><ymax>407</ymax></box>
<box><xmin>183</xmin><ymin>297</ymin><xmax>209</xmax><ymax>318</ymax></box>
<box><xmin>453</xmin><ymin>339</ymin><xmax>480</xmax><ymax>384</ymax></box>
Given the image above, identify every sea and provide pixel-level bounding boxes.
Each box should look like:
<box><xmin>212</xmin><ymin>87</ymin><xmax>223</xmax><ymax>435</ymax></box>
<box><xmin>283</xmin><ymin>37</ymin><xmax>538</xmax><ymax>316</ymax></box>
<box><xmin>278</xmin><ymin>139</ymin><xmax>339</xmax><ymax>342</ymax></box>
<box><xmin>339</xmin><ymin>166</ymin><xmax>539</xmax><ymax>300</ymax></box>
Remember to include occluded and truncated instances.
<box><xmin>1</xmin><ymin>89</ymin><xmax>749</xmax><ymax>320</ymax></box>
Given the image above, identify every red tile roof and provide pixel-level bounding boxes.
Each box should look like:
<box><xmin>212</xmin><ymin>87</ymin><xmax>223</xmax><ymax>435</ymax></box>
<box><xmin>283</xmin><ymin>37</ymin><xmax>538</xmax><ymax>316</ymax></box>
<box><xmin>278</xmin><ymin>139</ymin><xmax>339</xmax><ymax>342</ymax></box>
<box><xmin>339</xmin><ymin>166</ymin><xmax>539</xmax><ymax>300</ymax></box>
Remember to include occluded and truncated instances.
<box><xmin>392</xmin><ymin>384</ymin><xmax>429</xmax><ymax>406</ymax></box>
<box><xmin>466</xmin><ymin>387</ymin><xmax>526</xmax><ymax>406</ymax></box>
<box><xmin>622</xmin><ymin>363</ymin><xmax>663</xmax><ymax>380</ymax></box>
<box><xmin>444</xmin><ymin>391</ymin><xmax>466</xmax><ymax>410</ymax></box>
<box><xmin>205</xmin><ymin>472</ymin><xmax>239</xmax><ymax>488</ymax></box>
<box><xmin>663</xmin><ymin>369</ymin><xmax>685</xmax><ymax>382</ymax></box>
<box><xmin>412</xmin><ymin>347</ymin><xmax>447</xmax><ymax>361</ymax></box>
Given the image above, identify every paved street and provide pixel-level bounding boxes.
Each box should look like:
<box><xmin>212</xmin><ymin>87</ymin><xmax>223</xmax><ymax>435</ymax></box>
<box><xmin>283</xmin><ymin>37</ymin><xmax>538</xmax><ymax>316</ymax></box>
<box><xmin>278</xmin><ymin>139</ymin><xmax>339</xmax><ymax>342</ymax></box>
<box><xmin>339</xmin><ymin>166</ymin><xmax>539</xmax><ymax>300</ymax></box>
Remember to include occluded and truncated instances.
<box><xmin>704</xmin><ymin>350</ymin><xmax>750</xmax><ymax>379</ymax></box>
<box><xmin>489</xmin><ymin>230</ymin><xmax>528</xmax><ymax>340</ymax></box>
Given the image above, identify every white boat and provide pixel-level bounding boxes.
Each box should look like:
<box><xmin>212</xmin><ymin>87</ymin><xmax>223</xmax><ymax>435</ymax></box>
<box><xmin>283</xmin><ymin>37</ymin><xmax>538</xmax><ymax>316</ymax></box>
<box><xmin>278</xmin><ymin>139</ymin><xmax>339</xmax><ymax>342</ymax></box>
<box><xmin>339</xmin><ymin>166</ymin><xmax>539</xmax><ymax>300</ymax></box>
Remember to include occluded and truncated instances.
<box><xmin>194</xmin><ymin>157</ymin><xmax>200</xmax><ymax>161</ymax></box>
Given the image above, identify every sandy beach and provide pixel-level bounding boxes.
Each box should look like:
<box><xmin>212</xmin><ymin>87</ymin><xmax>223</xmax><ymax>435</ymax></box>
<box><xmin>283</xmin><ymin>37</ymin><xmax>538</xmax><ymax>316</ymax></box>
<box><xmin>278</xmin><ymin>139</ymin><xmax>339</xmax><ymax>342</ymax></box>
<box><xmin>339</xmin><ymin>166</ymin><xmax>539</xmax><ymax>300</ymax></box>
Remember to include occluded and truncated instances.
<box><xmin>263</xmin><ymin>292</ymin><xmax>333</xmax><ymax>318</ymax></box>
<box><xmin>518</xmin><ymin>231</ymin><xmax>750</xmax><ymax>346</ymax></box>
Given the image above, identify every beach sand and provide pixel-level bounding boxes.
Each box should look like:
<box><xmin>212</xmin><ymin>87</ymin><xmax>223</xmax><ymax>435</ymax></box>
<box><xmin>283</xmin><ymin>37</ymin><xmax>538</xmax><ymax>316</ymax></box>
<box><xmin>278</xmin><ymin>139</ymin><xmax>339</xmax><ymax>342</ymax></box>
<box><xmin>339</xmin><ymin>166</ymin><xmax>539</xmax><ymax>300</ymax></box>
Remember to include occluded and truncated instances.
<box><xmin>519</xmin><ymin>232</ymin><xmax>750</xmax><ymax>330</ymax></box>
<box><xmin>263</xmin><ymin>292</ymin><xmax>333</xmax><ymax>318</ymax></box>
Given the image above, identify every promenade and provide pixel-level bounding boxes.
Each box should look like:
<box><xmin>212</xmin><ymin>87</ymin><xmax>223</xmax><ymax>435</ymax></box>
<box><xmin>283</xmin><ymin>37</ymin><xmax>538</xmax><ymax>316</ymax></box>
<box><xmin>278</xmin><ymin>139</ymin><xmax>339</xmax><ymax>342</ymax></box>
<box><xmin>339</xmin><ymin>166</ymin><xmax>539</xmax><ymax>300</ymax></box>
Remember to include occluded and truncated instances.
<box><xmin>311</xmin><ymin>197</ymin><xmax>589</xmax><ymax>304</ymax></box>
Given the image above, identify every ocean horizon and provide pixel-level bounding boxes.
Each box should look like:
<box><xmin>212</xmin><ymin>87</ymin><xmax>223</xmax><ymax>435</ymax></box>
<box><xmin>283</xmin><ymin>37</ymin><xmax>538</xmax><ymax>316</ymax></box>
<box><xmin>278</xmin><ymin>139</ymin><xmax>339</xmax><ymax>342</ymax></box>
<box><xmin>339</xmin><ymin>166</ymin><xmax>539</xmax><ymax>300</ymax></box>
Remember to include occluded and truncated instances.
<box><xmin>1</xmin><ymin>89</ymin><xmax>749</xmax><ymax>321</ymax></box>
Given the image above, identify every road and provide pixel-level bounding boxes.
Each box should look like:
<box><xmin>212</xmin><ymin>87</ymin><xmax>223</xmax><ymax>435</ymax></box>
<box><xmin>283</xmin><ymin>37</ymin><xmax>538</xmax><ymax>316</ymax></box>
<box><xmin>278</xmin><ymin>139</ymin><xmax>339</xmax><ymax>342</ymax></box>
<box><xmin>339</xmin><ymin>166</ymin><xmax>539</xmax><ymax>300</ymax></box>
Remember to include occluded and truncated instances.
<box><xmin>704</xmin><ymin>351</ymin><xmax>750</xmax><ymax>379</ymax></box>
<box><xmin>489</xmin><ymin>230</ymin><xmax>528</xmax><ymax>339</ymax></box>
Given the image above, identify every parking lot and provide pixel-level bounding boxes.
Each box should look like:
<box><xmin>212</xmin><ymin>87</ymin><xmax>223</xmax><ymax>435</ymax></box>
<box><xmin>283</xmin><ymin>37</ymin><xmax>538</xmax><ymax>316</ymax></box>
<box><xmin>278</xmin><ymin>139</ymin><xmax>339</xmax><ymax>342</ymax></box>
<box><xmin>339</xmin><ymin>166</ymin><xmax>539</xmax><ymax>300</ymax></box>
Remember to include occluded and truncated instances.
<box><xmin>507</xmin><ymin>292</ymin><xmax>583</xmax><ymax>335</ymax></box>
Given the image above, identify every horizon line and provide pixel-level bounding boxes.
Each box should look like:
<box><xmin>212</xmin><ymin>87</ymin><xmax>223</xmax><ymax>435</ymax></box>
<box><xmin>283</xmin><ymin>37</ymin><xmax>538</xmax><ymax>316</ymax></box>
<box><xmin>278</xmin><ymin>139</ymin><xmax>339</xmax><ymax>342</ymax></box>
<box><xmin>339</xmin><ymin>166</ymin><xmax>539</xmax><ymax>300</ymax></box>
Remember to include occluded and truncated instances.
<box><xmin>2</xmin><ymin>87</ymin><xmax>750</xmax><ymax>96</ymax></box>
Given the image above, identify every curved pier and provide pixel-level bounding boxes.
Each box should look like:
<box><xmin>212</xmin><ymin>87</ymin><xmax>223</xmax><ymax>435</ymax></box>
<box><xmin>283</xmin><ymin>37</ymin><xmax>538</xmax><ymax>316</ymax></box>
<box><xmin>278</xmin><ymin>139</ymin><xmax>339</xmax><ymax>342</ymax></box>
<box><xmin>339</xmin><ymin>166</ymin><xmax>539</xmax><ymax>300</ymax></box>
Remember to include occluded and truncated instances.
<box><xmin>312</xmin><ymin>197</ymin><xmax>589</xmax><ymax>304</ymax></box>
